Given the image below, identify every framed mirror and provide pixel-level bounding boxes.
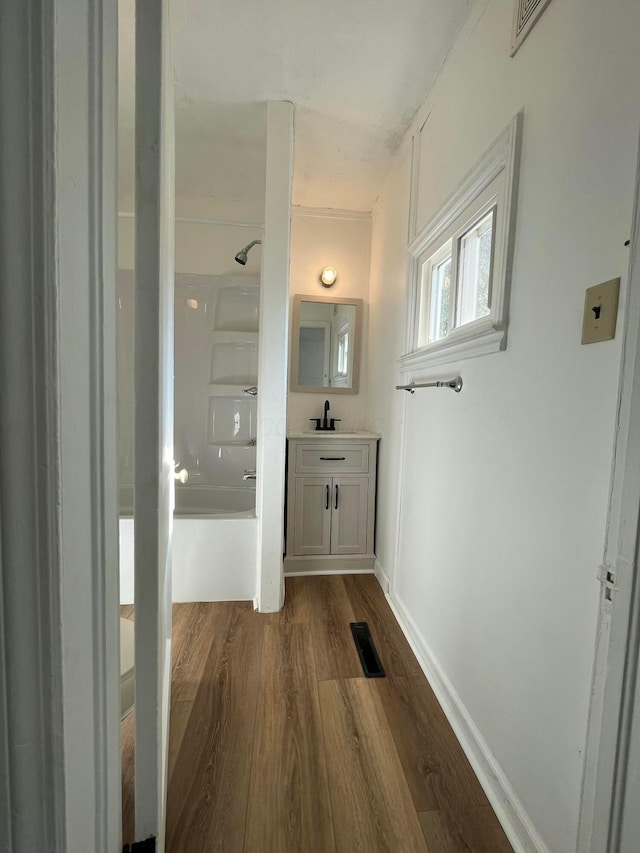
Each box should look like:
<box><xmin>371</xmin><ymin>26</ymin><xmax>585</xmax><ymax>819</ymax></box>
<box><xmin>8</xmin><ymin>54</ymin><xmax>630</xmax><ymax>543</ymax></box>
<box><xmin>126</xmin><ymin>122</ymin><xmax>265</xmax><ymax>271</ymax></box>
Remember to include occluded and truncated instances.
<box><xmin>290</xmin><ymin>294</ymin><xmax>363</xmax><ymax>394</ymax></box>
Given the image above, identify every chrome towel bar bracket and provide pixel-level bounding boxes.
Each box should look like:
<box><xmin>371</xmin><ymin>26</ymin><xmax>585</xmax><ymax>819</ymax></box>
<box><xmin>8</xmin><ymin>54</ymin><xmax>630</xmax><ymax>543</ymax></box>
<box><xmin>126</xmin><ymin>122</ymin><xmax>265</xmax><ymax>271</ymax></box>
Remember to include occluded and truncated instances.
<box><xmin>395</xmin><ymin>376</ymin><xmax>463</xmax><ymax>394</ymax></box>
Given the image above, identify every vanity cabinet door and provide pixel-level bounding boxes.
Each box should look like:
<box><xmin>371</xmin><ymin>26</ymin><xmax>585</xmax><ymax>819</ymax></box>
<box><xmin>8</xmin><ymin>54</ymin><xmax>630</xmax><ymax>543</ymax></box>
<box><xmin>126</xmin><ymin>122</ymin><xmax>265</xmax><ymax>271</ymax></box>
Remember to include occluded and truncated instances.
<box><xmin>330</xmin><ymin>477</ymin><xmax>369</xmax><ymax>555</ymax></box>
<box><xmin>293</xmin><ymin>477</ymin><xmax>332</xmax><ymax>556</ymax></box>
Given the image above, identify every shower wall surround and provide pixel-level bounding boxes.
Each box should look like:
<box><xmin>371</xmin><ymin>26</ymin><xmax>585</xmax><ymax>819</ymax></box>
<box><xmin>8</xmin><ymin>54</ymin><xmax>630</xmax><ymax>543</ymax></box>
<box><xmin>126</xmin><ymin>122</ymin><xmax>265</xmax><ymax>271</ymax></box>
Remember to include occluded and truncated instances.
<box><xmin>175</xmin><ymin>272</ymin><xmax>260</xmax><ymax>508</ymax></box>
<box><xmin>117</xmin><ymin>269</ymin><xmax>260</xmax><ymax>514</ymax></box>
<box><xmin>117</xmin><ymin>267</ymin><xmax>261</xmax><ymax>603</ymax></box>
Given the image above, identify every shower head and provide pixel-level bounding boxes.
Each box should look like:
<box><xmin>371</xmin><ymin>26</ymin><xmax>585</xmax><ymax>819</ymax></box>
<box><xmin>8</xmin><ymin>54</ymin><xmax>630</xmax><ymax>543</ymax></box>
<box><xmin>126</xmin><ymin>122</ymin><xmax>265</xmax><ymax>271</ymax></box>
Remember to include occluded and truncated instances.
<box><xmin>234</xmin><ymin>239</ymin><xmax>262</xmax><ymax>266</ymax></box>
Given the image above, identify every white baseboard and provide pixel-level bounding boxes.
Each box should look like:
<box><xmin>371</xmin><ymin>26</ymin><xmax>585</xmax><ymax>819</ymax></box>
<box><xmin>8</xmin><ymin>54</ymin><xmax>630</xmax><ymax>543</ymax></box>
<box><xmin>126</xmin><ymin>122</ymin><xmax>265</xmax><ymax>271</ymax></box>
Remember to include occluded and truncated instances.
<box><xmin>386</xmin><ymin>589</ymin><xmax>549</xmax><ymax>853</ymax></box>
<box><xmin>284</xmin><ymin>568</ymin><xmax>374</xmax><ymax>578</ymax></box>
<box><xmin>373</xmin><ymin>558</ymin><xmax>390</xmax><ymax>593</ymax></box>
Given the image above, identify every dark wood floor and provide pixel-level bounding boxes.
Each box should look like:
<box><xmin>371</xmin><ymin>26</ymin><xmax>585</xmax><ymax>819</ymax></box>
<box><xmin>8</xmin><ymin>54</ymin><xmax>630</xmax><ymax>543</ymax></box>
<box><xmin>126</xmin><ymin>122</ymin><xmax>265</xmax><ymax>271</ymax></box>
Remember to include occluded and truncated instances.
<box><xmin>122</xmin><ymin>575</ymin><xmax>512</xmax><ymax>852</ymax></box>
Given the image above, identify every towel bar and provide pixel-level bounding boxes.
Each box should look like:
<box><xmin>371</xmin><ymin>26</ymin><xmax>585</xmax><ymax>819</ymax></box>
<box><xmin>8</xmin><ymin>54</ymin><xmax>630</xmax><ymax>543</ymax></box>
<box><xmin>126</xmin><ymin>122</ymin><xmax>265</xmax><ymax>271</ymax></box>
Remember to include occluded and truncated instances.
<box><xmin>395</xmin><ymin>376</ymin><xmax>463</xmax><ymax>394</ymax></box>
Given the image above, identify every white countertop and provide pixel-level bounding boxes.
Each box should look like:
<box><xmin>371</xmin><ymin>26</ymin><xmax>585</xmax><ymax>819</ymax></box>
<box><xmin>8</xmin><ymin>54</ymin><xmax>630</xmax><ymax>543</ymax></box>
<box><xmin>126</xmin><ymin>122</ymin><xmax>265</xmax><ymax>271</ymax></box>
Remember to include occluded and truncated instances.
<box><xmin>287</xmin><ymin>430</ymin><xmax>381</xmax><ymax>439</ymax></box>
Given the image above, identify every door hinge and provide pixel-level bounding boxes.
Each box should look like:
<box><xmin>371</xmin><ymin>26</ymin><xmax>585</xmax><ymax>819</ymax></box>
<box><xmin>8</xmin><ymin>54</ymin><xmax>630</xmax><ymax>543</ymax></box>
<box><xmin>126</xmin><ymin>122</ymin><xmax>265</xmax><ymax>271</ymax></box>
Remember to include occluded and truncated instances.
<box><xmin>598</xmin><ymin>563</ymin><xmax>617</xmax><ymax>606</ymax></box>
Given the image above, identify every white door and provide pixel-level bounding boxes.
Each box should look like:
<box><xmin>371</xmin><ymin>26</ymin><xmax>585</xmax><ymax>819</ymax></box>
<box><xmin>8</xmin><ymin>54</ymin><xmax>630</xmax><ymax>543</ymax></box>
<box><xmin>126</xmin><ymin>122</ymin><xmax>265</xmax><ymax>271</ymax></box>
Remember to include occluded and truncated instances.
<box><xmin>134</xmin><ymin>0</ymin><xmax>175</xmax><ymax>848</ymax></box>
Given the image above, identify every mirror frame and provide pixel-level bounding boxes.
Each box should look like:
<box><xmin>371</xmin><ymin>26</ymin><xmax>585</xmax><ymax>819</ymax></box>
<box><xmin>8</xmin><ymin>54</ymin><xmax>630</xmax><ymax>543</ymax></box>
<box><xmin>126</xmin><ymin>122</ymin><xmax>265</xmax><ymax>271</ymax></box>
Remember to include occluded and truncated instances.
<box><xmin>290</xmin><ymin>293</ymin><xmax>363</xmax><ymax>394</ymax></box>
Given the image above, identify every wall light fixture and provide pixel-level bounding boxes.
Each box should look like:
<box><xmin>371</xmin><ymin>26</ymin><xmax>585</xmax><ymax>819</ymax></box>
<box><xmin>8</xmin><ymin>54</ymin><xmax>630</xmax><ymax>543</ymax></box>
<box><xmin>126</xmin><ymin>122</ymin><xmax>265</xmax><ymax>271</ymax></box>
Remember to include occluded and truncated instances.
<box><xmin>320</xmin><ymin>266</ymin><xmax>337</xmax><ymax>287</ymax></box>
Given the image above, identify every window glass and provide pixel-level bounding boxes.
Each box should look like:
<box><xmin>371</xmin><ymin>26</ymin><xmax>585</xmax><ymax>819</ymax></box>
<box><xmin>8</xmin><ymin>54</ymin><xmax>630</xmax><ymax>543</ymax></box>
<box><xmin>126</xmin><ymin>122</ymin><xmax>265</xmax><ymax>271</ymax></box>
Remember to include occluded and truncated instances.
<box><xmin>418</xmin><ymin>252</ymin><xmax>452</xmax><ymax>347</ymax></box>
<box><xmin>429</xmin><ymin>255</ymin><xmax>452</xmax><ymax>343</ymax></box>
<box><xmin>456</xmin><ymin>209</ymin><xmax>494</xmax><ymax>327</ymax></box>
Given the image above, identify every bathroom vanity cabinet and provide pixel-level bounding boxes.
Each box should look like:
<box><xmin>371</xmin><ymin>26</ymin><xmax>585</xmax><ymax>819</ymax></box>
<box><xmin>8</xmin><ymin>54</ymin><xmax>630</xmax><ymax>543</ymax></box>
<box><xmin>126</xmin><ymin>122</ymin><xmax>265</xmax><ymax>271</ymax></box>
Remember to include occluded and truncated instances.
<box><xmin>284</xmin><ymin>432</ymin><xmax>380</xmax><ymax>574</ymax></box>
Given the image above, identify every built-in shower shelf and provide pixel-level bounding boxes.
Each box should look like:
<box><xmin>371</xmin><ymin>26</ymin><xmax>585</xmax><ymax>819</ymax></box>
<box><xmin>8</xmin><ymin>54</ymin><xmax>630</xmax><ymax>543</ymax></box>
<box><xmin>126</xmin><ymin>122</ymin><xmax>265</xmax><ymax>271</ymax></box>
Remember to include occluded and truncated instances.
<box><xmin>209</xmin><ymin>338</ymin><xmax>258</xmax><ymax>387</ymax></box>
<box><xmin>213</xmin><ymin>284</ymin><xmax>260</xmax><ymax>333</ymax></box>
<box><xmin>209</xmin><ymin>331</ymin><xmax>259</xmax><ymax>345</ymax></box>
<box><xmin>208</xmin><ymin>381</ymin><xmax>258</xmax><ymax>394</ymax></box>
<box><xmin>206</xmin><ymin>440</ymin><xmax>257</xmax><ymax>448</ymax></box>
<box><xmin>207</xmin><ymin>383</ymin><xmax>258</xmax><ymax>397</ymax></box>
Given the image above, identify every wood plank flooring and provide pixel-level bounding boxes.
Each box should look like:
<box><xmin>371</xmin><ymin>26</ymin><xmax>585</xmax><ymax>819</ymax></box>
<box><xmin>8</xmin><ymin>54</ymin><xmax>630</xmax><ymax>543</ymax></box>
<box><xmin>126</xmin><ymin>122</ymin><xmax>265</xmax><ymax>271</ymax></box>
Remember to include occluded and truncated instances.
<box><xmin>121</xmin><ymin>575</ymin><xmax>512</xmax><ymax>852</ymax></box>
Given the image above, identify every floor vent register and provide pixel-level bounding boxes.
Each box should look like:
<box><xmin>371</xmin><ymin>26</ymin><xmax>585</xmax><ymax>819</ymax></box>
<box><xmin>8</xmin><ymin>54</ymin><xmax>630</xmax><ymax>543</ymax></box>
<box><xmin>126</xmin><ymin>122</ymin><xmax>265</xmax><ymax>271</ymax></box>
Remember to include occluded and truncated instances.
<box><xmin>350</xmin><ymin>622</ymin><xmax>386</xmax><ymax>678</ymax></box>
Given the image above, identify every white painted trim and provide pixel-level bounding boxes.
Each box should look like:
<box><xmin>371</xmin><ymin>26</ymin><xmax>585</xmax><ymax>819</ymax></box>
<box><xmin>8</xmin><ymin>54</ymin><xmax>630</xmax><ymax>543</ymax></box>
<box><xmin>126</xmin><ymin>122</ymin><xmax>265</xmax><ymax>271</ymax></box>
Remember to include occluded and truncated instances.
<box><xmin>0</xmin><ymin>1</ymin><xmax>120</xmax><ymax>849</ymax></box>
<box><xmin>408</xmin><ymin>123</ymin><xmax>516</xmax><ymax>257</ymax></box>
<box><xmin>400</xmin><ymin>325</ymin><xmax>504</xmax><ymax>374</ymax></box>
<box><xmin>255</xmin><ymin>101</ymin><xmax>294</xmax><ymax>613</ymax></box>
<box><xmin>291</xmin><ymin>205</ymin><xmax>371</xmax><ymax>222</ymax></box>
<box><xmin>134</xmin><ymin>0</ymin><xmax>175</xmax><ymax>845</ymax></box>
<box><xmin>373</xmin><ymin>559</ymin><xmax>390</xmax><ymax>593</ymax></box>
<box><xmin>401</xmin><ymin>113</ymin><xmax>522</xmax><ymax>373</ymax></box>
<box><xmin>375</xmin><ymin>0</ymin><xmax>491</xmax><ymax>235</ymax></box>
<box><xmin>387</xmin><ymin>590</ymin><xmax>550</xmax><ymax>853</ymax></box>
<box><xmin>0</xmin><ymin>6</ymin><xmax>66</xmax><ymax>847</ymax></box>
<box><xmin>407</xmin><ymin>133</ymin><xmax>420</xmax><ymax>244</ymax></box>
<box><xmin>578</xmin><ymin>128</ymin><xmax>640</xmax><ymax>853</ymax></box>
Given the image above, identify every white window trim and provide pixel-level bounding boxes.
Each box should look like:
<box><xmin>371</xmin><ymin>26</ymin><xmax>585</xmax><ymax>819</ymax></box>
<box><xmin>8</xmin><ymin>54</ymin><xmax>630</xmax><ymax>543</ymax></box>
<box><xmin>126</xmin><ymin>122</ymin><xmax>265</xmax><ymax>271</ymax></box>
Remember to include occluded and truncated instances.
<box><xmin>400</xmin><ymin>113</ymin><xmax>522</xmax><ymax>376</ymax></box>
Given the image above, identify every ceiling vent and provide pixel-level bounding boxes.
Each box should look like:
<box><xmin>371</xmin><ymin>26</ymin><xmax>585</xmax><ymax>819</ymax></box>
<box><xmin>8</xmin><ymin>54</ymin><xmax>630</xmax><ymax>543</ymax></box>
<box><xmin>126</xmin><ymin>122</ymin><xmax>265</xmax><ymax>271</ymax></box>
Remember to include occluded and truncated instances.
<box><xmin>511</xmin><ymin>0</ymin><xmax>554</xmax><ymax>56</ymax></box>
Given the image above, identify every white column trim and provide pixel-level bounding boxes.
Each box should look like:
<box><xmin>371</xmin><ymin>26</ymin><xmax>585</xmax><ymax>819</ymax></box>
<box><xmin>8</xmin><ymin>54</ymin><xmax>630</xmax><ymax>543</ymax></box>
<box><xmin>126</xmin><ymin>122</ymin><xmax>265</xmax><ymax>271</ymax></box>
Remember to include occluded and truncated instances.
<box><xmin>255</xmin><ymin>101</ymin><xmax>294</xmax><ymax>612</ymax></box>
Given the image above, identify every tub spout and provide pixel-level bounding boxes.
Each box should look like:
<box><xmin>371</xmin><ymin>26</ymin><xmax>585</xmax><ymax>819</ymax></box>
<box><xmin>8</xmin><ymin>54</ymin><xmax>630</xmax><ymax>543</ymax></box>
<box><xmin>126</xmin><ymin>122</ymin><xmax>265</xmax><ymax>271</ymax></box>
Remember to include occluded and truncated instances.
<box><xmin>243</xmin><ymin>470</ymin><xmax>257</xmax><ymax>481</ymax></box>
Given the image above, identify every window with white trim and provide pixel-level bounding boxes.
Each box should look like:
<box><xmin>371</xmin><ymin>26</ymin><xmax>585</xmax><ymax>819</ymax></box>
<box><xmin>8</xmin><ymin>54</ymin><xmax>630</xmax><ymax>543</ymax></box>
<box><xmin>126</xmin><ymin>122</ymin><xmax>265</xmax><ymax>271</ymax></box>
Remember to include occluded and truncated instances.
<box><xmin>401</xmin><ymin>114</ymin><xmax>522</xmax><ymax>373</ymax></box>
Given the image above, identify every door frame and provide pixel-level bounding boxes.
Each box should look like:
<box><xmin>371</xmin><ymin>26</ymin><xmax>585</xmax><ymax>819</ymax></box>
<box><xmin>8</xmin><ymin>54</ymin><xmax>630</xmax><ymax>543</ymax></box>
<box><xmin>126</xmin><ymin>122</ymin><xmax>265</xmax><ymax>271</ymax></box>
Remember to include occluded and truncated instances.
<box><xmin>578</xmin><ymin>127</ymin><xmax>640</xmax><ymax>852</ymax></box>
<box><xmin>298</xmin><ymin>320</ymin><xmax>331</xmax><ymax>386</ymax></box>
<box><xmin>0</xmin><ymin>1</ymin><xmax>120</xmax><ymax>850</ymax></box>
<box><xmin>133</xmin><ymin>0</ymin><xmax>175</xmax><ymax>845</ymax></box>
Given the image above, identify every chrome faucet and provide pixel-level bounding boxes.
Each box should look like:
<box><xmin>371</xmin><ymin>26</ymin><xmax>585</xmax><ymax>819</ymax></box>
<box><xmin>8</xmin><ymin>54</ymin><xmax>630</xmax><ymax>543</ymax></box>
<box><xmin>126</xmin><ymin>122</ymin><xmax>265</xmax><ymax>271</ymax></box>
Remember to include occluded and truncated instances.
<box><xmin>174</xmin><ymin>462</ymin><xmax>189</xmax><ymax>484</ymax></box>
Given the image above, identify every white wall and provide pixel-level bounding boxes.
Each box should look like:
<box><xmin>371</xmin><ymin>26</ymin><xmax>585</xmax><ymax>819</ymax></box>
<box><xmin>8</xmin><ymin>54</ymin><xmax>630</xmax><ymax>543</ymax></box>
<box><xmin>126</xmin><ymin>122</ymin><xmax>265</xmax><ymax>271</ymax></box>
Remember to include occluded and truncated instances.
<box><xmin>366</xmin><ymin>1</ymin><xmax>640</xmax><ymax>850</ymax></box>
<box><xmin>118</xmin><ymin>215</ymin><xmax>263</xmax><ymax>276</ymax></box>
<box><xmin>366</xmin><ymin>149</ymin><xmax>412</xmax><ymax>581</ymax></box>
<box><xmin>287</xmin><ymin>210</ymin><xmax>372</xmax><ymax>430</ymax></box>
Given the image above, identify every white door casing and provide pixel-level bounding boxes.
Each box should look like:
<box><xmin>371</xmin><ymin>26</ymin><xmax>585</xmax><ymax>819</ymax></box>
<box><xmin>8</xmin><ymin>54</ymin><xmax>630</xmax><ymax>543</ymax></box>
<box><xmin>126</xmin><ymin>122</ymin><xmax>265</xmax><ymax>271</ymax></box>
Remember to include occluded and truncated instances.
<box><xmin>134</xmin><ymin>0</ymin><xmax>175</xmax><ymax>846</ymax></box>
<box><xmin>578</xmin><ymin>129</ymin><xmax>640</xmax><ymax>852</ymax></box>
<box><xmin>0</xmin><ymin>1</ymin><xmax>120</xmax><ymax>850</ymax></box>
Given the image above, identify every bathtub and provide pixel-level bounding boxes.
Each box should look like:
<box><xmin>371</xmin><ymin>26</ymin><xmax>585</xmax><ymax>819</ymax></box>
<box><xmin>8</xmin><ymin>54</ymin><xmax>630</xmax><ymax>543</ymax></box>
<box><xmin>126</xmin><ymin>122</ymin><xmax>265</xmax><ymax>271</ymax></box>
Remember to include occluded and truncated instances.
<box><xmin>118</xmin><ymin>483</ymin><xmax>258</xmax><ymax>603</ymax></box>
<box><xmin>119</xmin><ymin>483</ymin><xmax>256</xmax><ymax>517</ymax></box>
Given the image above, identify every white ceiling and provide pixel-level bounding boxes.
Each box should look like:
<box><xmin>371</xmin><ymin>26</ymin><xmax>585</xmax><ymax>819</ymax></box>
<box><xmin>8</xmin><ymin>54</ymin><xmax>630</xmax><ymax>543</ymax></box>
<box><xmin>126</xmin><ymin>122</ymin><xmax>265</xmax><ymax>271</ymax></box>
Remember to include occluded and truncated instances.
<box><xmin>118</xmin><ymin>0</ymin><xmax>470</xmax><ymax>213</ymax></box>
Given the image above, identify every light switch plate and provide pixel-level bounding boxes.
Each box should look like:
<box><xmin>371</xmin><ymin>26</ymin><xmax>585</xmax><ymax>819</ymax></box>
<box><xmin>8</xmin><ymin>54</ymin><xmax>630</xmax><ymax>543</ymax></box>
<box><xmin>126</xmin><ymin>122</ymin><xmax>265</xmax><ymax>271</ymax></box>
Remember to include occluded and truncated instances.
<box><xmin>581</xmin><ymin>278</ymin><xmax>620</xmax><ymax>345</ymax></box>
